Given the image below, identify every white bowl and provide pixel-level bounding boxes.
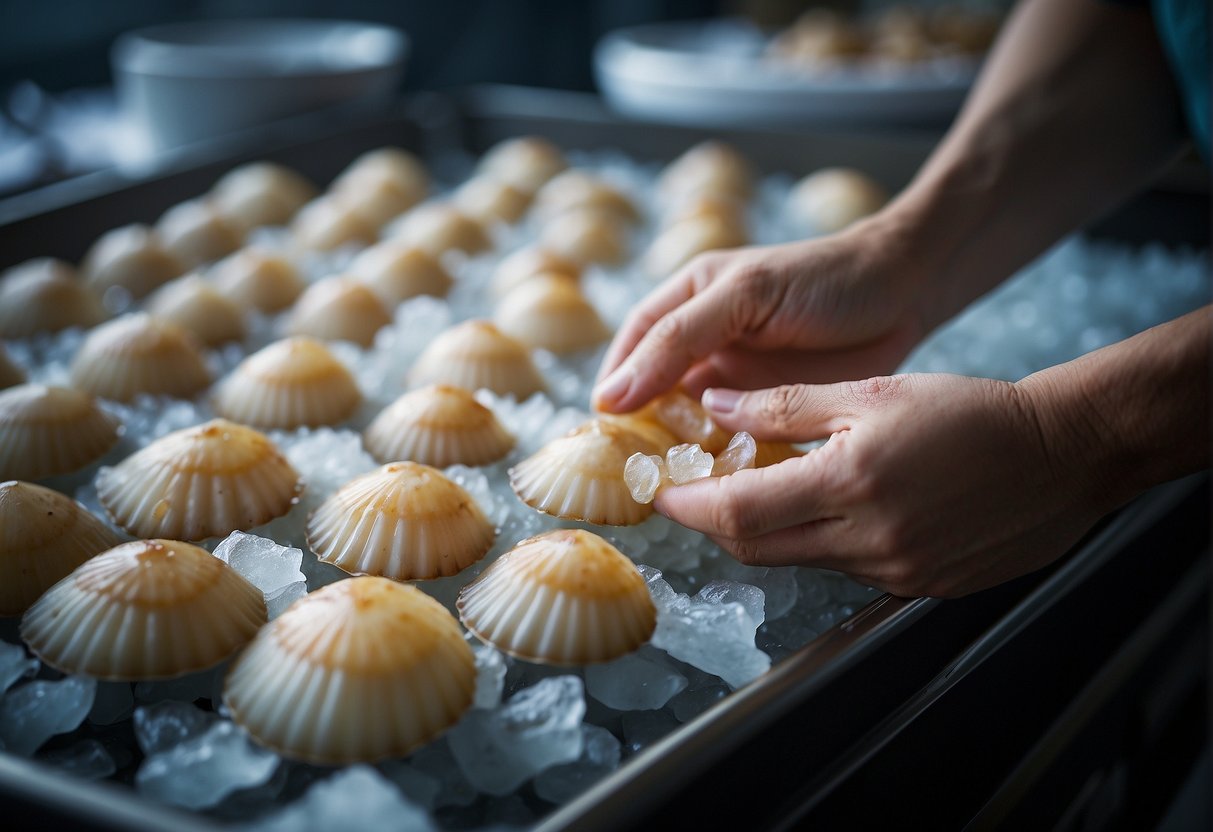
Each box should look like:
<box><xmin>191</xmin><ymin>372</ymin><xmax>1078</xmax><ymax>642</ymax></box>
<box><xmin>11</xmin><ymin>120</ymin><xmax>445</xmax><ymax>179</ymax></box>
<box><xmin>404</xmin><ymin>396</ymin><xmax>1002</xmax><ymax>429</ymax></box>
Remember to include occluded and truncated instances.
<box><xmin>113</xmin><ymin>19</ymin><xmax>407</xmax><ymax>152</ymax></box>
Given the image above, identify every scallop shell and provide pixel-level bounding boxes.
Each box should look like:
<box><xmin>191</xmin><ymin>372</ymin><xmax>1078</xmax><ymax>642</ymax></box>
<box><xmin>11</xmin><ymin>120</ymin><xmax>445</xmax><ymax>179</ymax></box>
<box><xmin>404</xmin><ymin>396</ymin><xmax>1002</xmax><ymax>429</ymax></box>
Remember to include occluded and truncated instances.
<box><xmin>291</xmin><ymin>197</ymin><xmax>378</xmax><ymax>251</ymax></box>
<box><xmin>539</xmin><ymin>208</ymin><xmax>628</xmax><ymax>266</ymax></box>
<box><xmin>69</xmin><ymin>313</ymin><xmax>212</xmax><ymax>403</ymax></box>
<box><xmin>789</xmin><ymin>167</ymin><xmax>888</xmax><ymax>234</ymax></box>
<box><xmin>348</xmin><ymin>241</ymin><xmax>454</xmax><ymax>306</ymax></box>
<box><xmin>82</xmin><ymin>224</ymin><xmax>185</xmax><ymax>299</ymax></box>
<box><xmin>534</xmin><ymin>170</ymin><xmax>640</xmax><ymax>225</ymax></box>
<box><xmin>363</xmin><ymin>385</ymin><xmax>515</xmax><ymax>468</ymax></box>
<box><xmin>211</xmin><ymin>248</ymin><xmax>305</xmax><ymax>313</ymax></box>
<box><xmin>330</xmin><ymin>147</ymin><xmax>428</xmax><ymax>226</ymax></box>
<box><xmin>391</xmin><ymin>203</ymin><xmax>492</xmax><ymax>257</ymax></box>
<box><xmin>458</xmin><ymin>529</ymin><xmax>657</xmax><ymax>664</ymax></box>
<box><xmin>96</xmin><ymin>418</ymin><xmax>301</xmax><ymax>540</ymax></box>
<box><xmin>408</xmin><ymin>320</ymin><xmax>545</xmax><ymax>399</ymax></box>
<box><xmin>644</xmin><ymin>214</ymin><xmax>748</xmax><ymax>278</ymax></box>
<box><xmin>213</xmin><ymin>337</ymin><xmax>361</xmax><ymax>430</ymax></box>
<box><xmin>155</xmin><ymin>199</ymin><xmax>244</xmax><ymax>269</ymax></box>
<box><xmin>211</xmin><ymin>162</ymin><xmax>317</xmax><ymax>231</ymax></box>
<box><xmin>0</xmin><ymin>481</ymin><xmax>123</xmax><ymax>617</ymax></box>
<box><xmin>661</xmin><ymin>192</ymin><xmax>746</xmax><ymax>229</ymax></box>
<box><xmin>509</xmin><ymin>419</ymin><xmax>660</xmax><ymax>526</ymax></box>
<box><xmin>0</xmin><ymin>259</ymin><xmax>107</xmax><ymax>338</ymax></box>
<box><xmin>658</xmin><ymin>141</ymin><xmax>755</xmax><ymax>204</ymax></box>
<box><xmin>224</xmin><ymin>577</ymin><xmax>474</xmax><ymax>764</ymax></box>
<box><xmin>477</xmin><ymin>136</ymin><xmax>567</xmax><ymax>194</ymax></box>
<box><xmin>0</xmin><ymin>347</ymin><xmax>23</xmax><ymax>390</ymax></box>
<box><xmin>21</xmin><ymin>539</ymin><xmax>266</xmax><ymax>680</ymax></box>
<box><xmin>494</xmin><ymin>273</ymin><xmax>610</xmax><ymax>354</ymax></box>
<box><xmin>0</xmin><ymin>385</ymin><xmax>121</xmax><ymax>481</ymax></box>
<box><xmin>307</xmin><ymin>462</ymin><xmax>495</xmax><ymax>581</ymax></box>
<box><xmin>454</xmin><ymin>177</ymin><xmax>532</xmax><ymax>225</ymax></box>
<box><xmin>284</xmin><ymin>277</ymin><xmax>392</xmax><ymax>348</ymax></box>
<box><xmin>490</xmin><ymin>245</ymin><xmax>582</xmax><ymax>298</ymax></box>
<box><xmin>146</xmin><ymin>275</ymin><xmax>246</xmax><ymax>347</ymax></box>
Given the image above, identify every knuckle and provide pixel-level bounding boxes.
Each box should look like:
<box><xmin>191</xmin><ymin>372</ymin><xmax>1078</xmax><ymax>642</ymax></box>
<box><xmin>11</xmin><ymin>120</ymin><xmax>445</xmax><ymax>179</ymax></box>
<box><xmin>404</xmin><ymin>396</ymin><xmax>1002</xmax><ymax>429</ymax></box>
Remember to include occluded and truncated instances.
<box><xmin>760</xmin><ymin>385</ymin><xmax>807</xmax><ymax>433</ymax></box>
<box><xmin>847</xmin><ymin>375</ymin><xmax>902</xmax><ymax>408</ymax></box>
<box><xmin>729</xmin><ymin>538</ymin><xmax>764</xmax><ymax>566</ymax></box>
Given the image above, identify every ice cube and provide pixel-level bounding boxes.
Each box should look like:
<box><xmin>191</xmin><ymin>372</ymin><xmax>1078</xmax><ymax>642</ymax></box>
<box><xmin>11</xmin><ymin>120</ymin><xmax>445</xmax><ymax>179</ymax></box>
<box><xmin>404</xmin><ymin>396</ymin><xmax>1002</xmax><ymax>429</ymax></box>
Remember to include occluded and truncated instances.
<box><xmin>136</xmin><ymin>721</ymin><xmax>279</xmax><ymax>810</ymax></box>
<box><xmin>266</xmin><ymin>581</ymin><xmax>308</xmax><ymax>619</ymax></box>
<box><xmin>88</xmin><ymin>682</ymin><xmax>134</xmax><ymax>726</ymax></box>
<box><xmin>38</xmin><ymin>739</ymin><xmax>116</xmax><ymax>780</ymax></box>
<box><xmin>133</xmin><ymin>701</ymin><xmax>218</xmax><ymax>756</ymax></box>
<box><xmin>447</xmin><ymin>675</ymin><xmax>586</xmax><ymax>795</ymax></box>
<box><xmin>696</xmin><ymin>580</ymin><xmax>766</xmax><ymax>628</ymax></box>
<box><xmin>584</xmin><ymin>649</ymin><xmax>688</xmax><ymax>711</ymax></box>
<box><xmin>0</xmin><ymin>676</ymin><xmax>97</xmax><ymax>755</ymax></box>
<box><xmin>256</xmin><ymin>765</ymin><xmax>437</xmax><ymax>832</ymax></box>
<box><xmin>666</xmin><ymin>443</ymin><xmax>714</xmax><ymax>485</ymax></box>
<box><xmin>473</xmin><ymin>644</ymin><xmax>508</xmax><ymax>709</ymax></box>
<box><xmin>624</xmin><ymin>452</ymin><xmax>664</xmax><ymax>504</ymax></box>
<box><xmin>212</xmin><ymin>531</ymin><xmax>305</xmax><ymax>596</ymax></box>
<box><xmin>712</xmin><ymin>431</ymin><xmax>756</xmax><ymax>476</ymax></box>
<box><xmin>0</xmin><ymin>641</ymin><xmax>38</xmax><ymax>693</ymax></box>
<box><xmin>708</xmin><ymin>560</ymin><xmax>799</xmax><ymax>621</ymax></box>
<box><xmin>409</xmin><ymin>741</ymin><xmax>478</xmax><ymax>809</ymax></box>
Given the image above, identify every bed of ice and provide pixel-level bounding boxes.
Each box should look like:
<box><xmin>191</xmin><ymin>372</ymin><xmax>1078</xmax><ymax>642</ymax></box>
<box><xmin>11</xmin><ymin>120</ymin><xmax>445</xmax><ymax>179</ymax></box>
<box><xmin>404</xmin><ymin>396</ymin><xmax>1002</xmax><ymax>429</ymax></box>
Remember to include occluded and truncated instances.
<box><xmin>0</xmin><ymin>146</ymin><xmax>1208</xmax><ymax>831</ymax></box>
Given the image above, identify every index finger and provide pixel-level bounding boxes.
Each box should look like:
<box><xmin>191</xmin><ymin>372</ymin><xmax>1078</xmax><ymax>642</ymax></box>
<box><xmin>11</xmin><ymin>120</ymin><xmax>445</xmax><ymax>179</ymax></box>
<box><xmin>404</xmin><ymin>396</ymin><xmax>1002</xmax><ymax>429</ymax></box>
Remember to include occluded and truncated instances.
<box><xmin>596</xmin><ymin>270</ymin><xmax>698</xmax><ymax>385</ymax></box>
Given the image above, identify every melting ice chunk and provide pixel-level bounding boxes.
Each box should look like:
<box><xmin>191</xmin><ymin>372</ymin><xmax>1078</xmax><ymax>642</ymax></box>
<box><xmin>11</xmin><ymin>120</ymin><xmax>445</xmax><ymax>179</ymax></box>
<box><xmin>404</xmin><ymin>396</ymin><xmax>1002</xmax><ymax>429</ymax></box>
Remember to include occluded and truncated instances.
<box><xmin>39</xmin><ymin>739</ymin><xmax>116</xmax><ymax>780</ymax></box>
<box><xmin>584</xmin><ymin>649</ymin><xmax>688</xmax><ymax>711</ymax></box>
<box><xmin>0</xmin><ymin>641</ymin><xmax>38</xmax><ymax>694</ymax></box>
<box><xmin>250</xmin><ymin>765</ymin><xmax>436</xmax><ymax>832</ymax></box>
<box><xmin>447</xmin><ymin>675</ymin><xmax>586</xmax><ymax>795</ymax></box>
<box><xmin>213</xmin><ymin>531</ymin><xmax>305</xmax><ymax>596</ymax></box>
<box><xmin>624</xmin><ymin>453</ymin><xmax>665</xmax><ymax>504</ymax></box>
<box><xmin>473</xmin><ymin>644</ymin><xmax>508</xmax><ymax>709</ymax></box>
<box><xmin>696</xmin><ymin>580</ymin><xmax>766</xmax><ymax>629</ymax></box>
<box><xmin>0</xmin><ymin>676</ymin><xmax>97</xmax><ymax>755</ymax></box>
<box><xmin>266</xmin><ymin>581</ymin><xmax>308</xmax><ymax>619</ymax></box>
<box><xmin>133</xmin><ymin>701</ymin><xmax>217</xmax><ymax>756</ymax></box>
<box><xmin>712</xmin><ymin>431</ymin><xmax>756</xmax><ymax>476</ymax></box>
<box><xmin>666</xmin><ymin>443</ymin><xmax>714</xmax><ymax>485</ymax></box>
<box><xmin>533</xmin><ymin>724</ymin><xmax>622</xmax><ymax>804</ymax></box>
<box><xmin>136</xmin><ymin>721</ymin><xmax>279</xmax><ymax>810</ymax></box>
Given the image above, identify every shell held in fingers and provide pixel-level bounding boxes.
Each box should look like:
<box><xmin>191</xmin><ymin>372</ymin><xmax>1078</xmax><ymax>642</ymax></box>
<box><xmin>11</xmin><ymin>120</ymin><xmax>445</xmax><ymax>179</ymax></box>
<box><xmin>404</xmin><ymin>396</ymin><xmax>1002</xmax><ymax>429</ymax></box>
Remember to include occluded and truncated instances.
<box><xmin>458</xmin><ymin>529</ymin><xmax>657</xmax><ymax>665</ymax></box>
<box><xmin>21</xmin><ymin>539</ymin><xmax>266</xmax><ymax>680</ymax></box>
<box><xmin>213</xmin><ymin>337</ymin><xmax>361</xmax><ymax>430</ymax></box>
<box><xmin>363</xmin><ymin>385</ymin><xmax>514</xmax><ymax>468</ymax></box>
<box><xmin>0</xmin><ymin>481</ymin><xmax>123</xmax><ymax>617</ymax></box>
<box><xmin>146</xmin><ymin>275</ymin><xmax>247</xmax><ymax>347</ymax></box>
<box><xmin>224</xmin><ymin>577</ymin><xmax>475</xmax><ymax>764</ymax></box>
<box><xmin>0</xmin><ymin>259</ymin><xmax>107</xmax><ymax>338</ymax></box>
<box><xmin>494</xmin><ymin>273</ymin><xmax>611</xmax><ymax>354</ymax></box>
<box><xmin>96</xmin><ymin>418</ymin><xmax>302</xmax><ymax>541</ymax></box>
<box><xmin>0</xmin><ymin>384</ymin><xmax>121</xmax><ymax>481</ymax></box>
<box><xmin>408</xmin><ymin>320</ymin><xmax>545</xmax><ymax>400</ymax></box>
<box><xmin>307</xmin><ymin>462</ymin><xmax>495</xmax><ymax>581</ymax></box>
<box><xmin>509</xmin><ymin>419</ymin><xmax>662</xmax><ymax>526</ymax></box>
<box><xmin>68</xmin><ymin>313</ymin><xmax>212</xmax><ymax>403</ymax></box>
<box><xmin>284</xmin><ymin>277</ymin><xmax>392</xmax><ymax>348</ymax></box>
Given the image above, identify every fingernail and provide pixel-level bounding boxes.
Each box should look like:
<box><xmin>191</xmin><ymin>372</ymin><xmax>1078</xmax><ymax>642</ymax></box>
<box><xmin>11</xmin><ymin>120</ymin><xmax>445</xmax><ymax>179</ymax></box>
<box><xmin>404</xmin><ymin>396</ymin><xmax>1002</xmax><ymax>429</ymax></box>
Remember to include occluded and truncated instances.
<box><xmin>593</xmin><ymin>366</ymin><xmax>633</xmax><ymax>409</ymax></box>
<box><xmin>702</xmin><ymin>388</ymin><xmax>740</xmax><ymax>415</ymax></box>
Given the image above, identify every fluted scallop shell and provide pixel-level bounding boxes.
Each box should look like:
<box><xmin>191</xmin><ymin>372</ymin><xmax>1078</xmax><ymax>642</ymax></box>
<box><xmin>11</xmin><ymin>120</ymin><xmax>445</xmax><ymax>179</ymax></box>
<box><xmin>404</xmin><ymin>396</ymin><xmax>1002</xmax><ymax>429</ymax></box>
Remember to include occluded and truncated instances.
<box><xmin>490</xmin><ymin>245</ymin><xmax>582</xmax><ymax>298</ymax></box>
<box><xmin>0</xmin><ymin>385</ymin><xmax>121</xmax><ymax>481</ymax></box>
<box><xmin>96</xmin><ymin>419</ymin><xmax>301</xmax><ymax>540</ymax></box>
<box><xmin>408</xmin><ymin>320</ymin><xmax>545</xmax><ymax>399</ymax></box>
<box><xmin>391</xmin><ymin>203</ymin><xmax>492</xmax><ymax>257</ymax></box>
<box><xmin>658</xmin><ymin>141</ymin><xmax>754</xmax><ymax>203</ymax></box>
<box><xmin>224</xmin><ymin>577</ymin><xmax>474</xmax><ymax>764</ymax></box>
<box><xmin>0</xmin><ymin>259</ymin><xmax>107</xmax><ymax>337</ymax></box>
<box><xmin>211</xmin><ymin>162</ymin><xmax>316</xmax><ymax>231</ymax></box>
<box><xmin>213</xmin><ymin>337</ymin><xmax>361</xmax><ymax>430</ymax></box>
<box><xmin>494</xmin><ymin>274</ymin><xmax>610</xmax><ymax>354</ymax></box>
<box><xmin>146</xmin><ymin>275</ymin><xmax>246</xmax><ymax>346</ymax></box>
<box><xmin>540</xmin><ymin>208</ymin><xmax>628</xmax><ymax>266</ymax></box>
<box><xmin>307</xmin><ymin>462</ymin><xmax>495</xmax><ymax>581</ymax></box>
<box><xmin>0</xmin><ymin>481</ymin><xmax>122</xmax><ymax>616</ymax></box>
<box><xmin>69</xmin><ymin>313</ymin><xmax>212</xmax><ymax>402</ymax></box>
<box><xmin>155</xmin><ymin>199</ymin><xmax>244</xmax><ymax>269</ymax></box>
<box><xmin>789</xmin><ymin>167</ymin><xmax>888</xmax><ymax>234</ymax></box>
<box><xmin>363</xmin><ymin>385</ymin><xmax>515</xmax><ymax>467</ymax></box>
<box><xmin>292</xmin><ymin>197</ymin><xmax>378</xmax><ymax>251</ymax></box>
<box><xmin>0</xmin><ymin>347</ymin><xmax>23</xmax><ymax>390</ymax></box>
<box><xmin>645</xmin><ymin>214</ymin><xmax>749</xmax><ymax>278</ymax></box>
<box><xmin>458</xmin><ymin>529</ymin><xmax>657</xmax><ymax>665</ymax></box>
<box><xmin>348</xmin><ymin>241</ymin><xmax>453</xmax><ymax>306</ymax></box>
<box><xmin>509</xmin><ymin>419</ymin><xmax>660</xmax><ymax>526</ymax></box>
<box><xmin>82</xmin><ymin>224</ymin><xmax>184</xmax><ymax>299</ymax></box>
<box><xmin>330</xmin><ymin>147</ymin><xmax>428</xmax><ymax>226</ymax></box>
<box><xmin>284</xmin><ymin>277</ymin><xmax>391</xmax><ymax>348</ymax></box>
<box><xmin>477</xmin><ymin>136</ymin><xmax>567</xmax><ymax>193</ymax></box>
<box><xmin>454</xmin><ymin>177</ymin><xmax>532</xmax><ymax>225</ymax></box>
<box><xmin>661</xmin><ymin>192</ymin><xmax>746</xmax><ymax>229</ymax></box>
<box><xmin>534</xmin><ymin>170</ymin><xmax>640</xmax><ymax>225</ymax></box>
<box><xmin>211</xmin><ymin>248</ymin><xmax>305</xmax><ymax>313</ymax></box>
<box><xmin>21</xmin><ymin>539</ymin><xmax>266</xmax><ymax>680</ymax></box>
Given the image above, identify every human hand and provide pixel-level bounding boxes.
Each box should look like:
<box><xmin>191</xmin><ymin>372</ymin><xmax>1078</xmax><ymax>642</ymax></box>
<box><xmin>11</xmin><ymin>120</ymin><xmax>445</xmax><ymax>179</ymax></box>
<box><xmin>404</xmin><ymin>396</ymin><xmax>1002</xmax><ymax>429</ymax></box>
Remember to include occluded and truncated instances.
<box><xmin>652</xmin><ymin>374</ymin><xmax>1107</xmax><ymax>598</ymax></box>
<box><xmin>593</xmin><ymin>222</ymin><xmax>929</xmax><ymax>414</ymax></box>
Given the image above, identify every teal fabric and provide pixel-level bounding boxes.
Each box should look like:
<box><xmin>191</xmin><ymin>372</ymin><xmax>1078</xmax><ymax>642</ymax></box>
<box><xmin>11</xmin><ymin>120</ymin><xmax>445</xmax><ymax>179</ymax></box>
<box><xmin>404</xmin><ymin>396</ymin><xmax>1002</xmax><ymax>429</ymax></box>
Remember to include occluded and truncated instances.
<box><xmin>1152</xmin><ymin>0</ymin><xmax>1210</xmax><ymax>159</ymax></box>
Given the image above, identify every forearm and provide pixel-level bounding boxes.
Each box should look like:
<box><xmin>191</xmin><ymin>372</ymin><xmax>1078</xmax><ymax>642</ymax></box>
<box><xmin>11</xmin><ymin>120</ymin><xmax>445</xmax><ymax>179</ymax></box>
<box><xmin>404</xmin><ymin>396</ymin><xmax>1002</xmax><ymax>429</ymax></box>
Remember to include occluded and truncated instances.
<box><xmin>1019</xmin><ymin>306</ymin><xmax>1211</xmax><ymax>515</ymax></box>
<box><xmin>871</xmin><ymin>0</ymin><xmax>1189</xmax><ymax>329</ymax></box>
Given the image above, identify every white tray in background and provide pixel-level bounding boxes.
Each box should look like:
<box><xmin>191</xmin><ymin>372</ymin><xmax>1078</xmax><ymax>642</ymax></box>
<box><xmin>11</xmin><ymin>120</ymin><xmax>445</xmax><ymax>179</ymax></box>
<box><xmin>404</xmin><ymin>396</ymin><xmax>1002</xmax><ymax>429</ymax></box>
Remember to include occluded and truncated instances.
<box><xmin>594</xmin><ymin>19</ymin><xmax>980</xmax><ymax>129</ymax></box>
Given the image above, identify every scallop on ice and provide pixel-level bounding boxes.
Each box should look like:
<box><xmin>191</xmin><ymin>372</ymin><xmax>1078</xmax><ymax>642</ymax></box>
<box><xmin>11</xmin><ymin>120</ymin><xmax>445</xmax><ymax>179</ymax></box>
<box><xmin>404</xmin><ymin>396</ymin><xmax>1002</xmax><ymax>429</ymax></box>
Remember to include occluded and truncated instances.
<box><xmin>82</xmin><ymin>224</ymin><xmax>184</xmax><ymax>299</ymax></box>
<box><xmin>454</xmin><ymin>176</ymin><xmax>532</xmax><ymax>226</ymax></box>
<box><xmin>390</xmin><ymin>203</ymin><xmax>492</xmax><ymax>257</ymax></box>
<box><xmin>307</xmin><ymin>462</ymin><xmax>495</xmax><ymax>581</ymax></box>
<box><xmin>490</xmin><ymin>244</ymin><xmax>582</xmax><ymax>298</ymax></box>
<box><xmin>476</xmin><ymin>135</ymin><xmax>567</xmax><ymax>194</ymax></box>
<box><xmin>224</xmin><ymin>577</ymin><xmax>474</xmax><ymax>764</ymax></box>
<box><xmin>146</xmin><ymin>274</ymin><xmax>247</xmax><ymax>346</ymax></box>
<box><xmin>210</xmin><ymin>161</ymin><xmax>317</xmax><ymax>231</ymax></box>
<box><xmin>789</xmin><ymin>167</ymin><xmax>889</xmax><ymax>234</ymax></box>
<box><xmin>362</xmin><ymin>384</ymin><xmax>514</xmax><ymax>468</ymax></box>
<box><xmin>291</xmin><ymin>196</ymin><xmax>378</xmax><ymax>251</ymax></box>
<box><xmin>539</xmin><ymin>207</ymin><xmax>629</xmax><ymax>267</ymax></box>
<box><xmin>284</xmin><ymin>277</ymin><xmax>392</xmax><ymax>348</ymax></box>
<box><xmin>330</xmin><ymin>147</ymin><xmax>429</xmax><ymax>227</ymax></box>
<box><xmin>348</xmin><ymin>241</ymin><xmax>454</xmax><ymax>306</ymax></box>
<box><xmin>155</xmin><ymin>199</ymin><xmax>244</xmax><ymax>269</ymax></box>
<box><xmin>68</xmin><ymin>313</ymin><xmax>212</xmax><ymax>402</ymax></box>
<box><xmin>0</xmin><ymin>258</ymin><xmax>107</xmax><ymax>338</ymax></box>
<box><xmin>211</xmin><ymin>248</ymin><xmax>305</xmax><ymax>314</ymax></box>
<box><xmin>21</xmin><ymin>539</ymin><xmax>266</xmax><ymax>680</ymax></box>
<box><xmin>96</xmin><ymin>419</ymin><xmax>302</xmax><ymax>540</ymax></box>
<box><xmin>458</xmin><ymin>529</ymin><xmax>656</xmax><ymax>665</ymax></box>
<box><xmin>0</xmin><ymin>384</ymin><xmax>121</xmax><ymax>481</ymax></box>
<box><xmin>494</xmin><ymin>273</ymin><xmax>610</xmax><ymax>354</ymax></box>
<box><xmin>408</xmin><ymin>320</ymin><xmax>545</xmax><ymax>400</ymax></box>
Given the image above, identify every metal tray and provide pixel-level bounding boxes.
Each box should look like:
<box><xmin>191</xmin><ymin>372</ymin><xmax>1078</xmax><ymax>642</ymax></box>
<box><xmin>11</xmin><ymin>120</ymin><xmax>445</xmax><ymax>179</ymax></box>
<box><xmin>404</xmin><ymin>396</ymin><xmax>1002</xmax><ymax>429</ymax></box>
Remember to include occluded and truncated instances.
<box><xmin>0</xmin><ymin>86</ymin><xmax>1207</xmax><ymax>830</ymax></box>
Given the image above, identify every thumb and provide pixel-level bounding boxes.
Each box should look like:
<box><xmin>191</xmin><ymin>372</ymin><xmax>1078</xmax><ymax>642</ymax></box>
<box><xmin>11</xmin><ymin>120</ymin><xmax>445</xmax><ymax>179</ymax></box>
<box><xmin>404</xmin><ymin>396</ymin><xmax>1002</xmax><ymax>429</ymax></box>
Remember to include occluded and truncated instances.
<box><xmin>701</xmin><ymin>382</ymin><xmax>870</xmax><ymax>442</ymax></box>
